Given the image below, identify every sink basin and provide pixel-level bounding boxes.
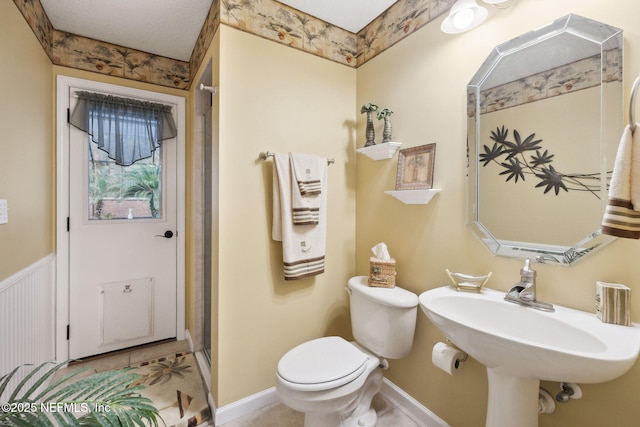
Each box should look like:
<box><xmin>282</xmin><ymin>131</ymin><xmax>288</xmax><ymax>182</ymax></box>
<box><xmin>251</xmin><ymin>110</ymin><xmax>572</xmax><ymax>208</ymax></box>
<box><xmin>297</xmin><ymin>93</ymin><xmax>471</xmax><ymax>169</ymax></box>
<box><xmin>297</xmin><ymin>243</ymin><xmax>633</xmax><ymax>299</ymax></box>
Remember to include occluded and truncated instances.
<box><xmin>419</xmin><ymin>286</ymin><xmax>640</xmax><ymax>427</ymax></box>
<box><xmin>419</xmin><ymin>286</ymin><xmax>640</xmax><ymax>382</ymax></box>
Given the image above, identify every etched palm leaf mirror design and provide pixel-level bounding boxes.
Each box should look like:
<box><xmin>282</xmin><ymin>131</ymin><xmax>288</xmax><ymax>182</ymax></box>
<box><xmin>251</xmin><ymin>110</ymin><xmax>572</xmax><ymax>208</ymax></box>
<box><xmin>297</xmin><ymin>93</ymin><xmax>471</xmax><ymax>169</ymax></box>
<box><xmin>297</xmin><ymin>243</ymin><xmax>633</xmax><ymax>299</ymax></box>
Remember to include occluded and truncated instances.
<box><xmin>467</xmin><ymin>14</ymin><xmax>623</xmax><ymax>265</ymax></box>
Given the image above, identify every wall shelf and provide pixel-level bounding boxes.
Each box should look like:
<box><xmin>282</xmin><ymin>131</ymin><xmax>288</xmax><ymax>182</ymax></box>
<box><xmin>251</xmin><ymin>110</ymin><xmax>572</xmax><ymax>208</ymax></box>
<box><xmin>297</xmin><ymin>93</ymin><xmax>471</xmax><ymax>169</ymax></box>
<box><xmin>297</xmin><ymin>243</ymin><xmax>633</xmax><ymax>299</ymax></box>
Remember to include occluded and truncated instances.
<box><xmin>356</xmin><ymin>142</ymin><xmax>402</xmax><ymax>160</ymax></box>
<box><xmin>385</xmin><ymin>189</ymin><xmax>441</xmax><ymax>204</ymax></box>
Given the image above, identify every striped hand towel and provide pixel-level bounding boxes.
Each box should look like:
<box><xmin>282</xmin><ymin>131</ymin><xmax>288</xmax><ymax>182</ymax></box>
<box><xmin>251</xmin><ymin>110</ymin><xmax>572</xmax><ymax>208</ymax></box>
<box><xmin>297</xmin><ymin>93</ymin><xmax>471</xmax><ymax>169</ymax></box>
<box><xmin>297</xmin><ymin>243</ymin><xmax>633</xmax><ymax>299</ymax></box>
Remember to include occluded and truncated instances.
<box><xmin>290</xmin><ymin>153</ymin><xmax>322</xmax><ymax>196</ymax></box>
<box><xmin>290</xmin><ymin>153</ymin><xmax>325</xmax><ymax>225</ymax></box>
<box><xmin>273</xmin><ymin>153</ymin><xmax>327</xmax><ymax>280</ymax></box>
<box><xmin>601</xmin><ymin>125</ymin><xmax>640</xmax><ymax>238</ymax></box>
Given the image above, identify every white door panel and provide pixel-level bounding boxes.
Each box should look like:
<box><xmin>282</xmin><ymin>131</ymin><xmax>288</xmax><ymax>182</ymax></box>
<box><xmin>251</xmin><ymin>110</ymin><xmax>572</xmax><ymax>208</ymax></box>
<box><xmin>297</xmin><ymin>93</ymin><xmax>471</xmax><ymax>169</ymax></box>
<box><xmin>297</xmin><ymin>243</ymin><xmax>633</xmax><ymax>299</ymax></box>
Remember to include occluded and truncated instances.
<box><xmin>67</xmin><ymin>86</ymin><xmax>178</xmax><ymax>359</ymax></box>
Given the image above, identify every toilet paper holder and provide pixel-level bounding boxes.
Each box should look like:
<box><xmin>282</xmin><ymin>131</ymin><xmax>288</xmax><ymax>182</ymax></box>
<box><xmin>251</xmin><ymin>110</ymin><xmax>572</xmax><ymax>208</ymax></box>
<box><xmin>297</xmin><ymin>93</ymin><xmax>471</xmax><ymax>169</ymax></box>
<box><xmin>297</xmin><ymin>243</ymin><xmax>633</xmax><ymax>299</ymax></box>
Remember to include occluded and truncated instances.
<box><xmin>438</xmin><ymin>339</ymin><xmax>468</xmax><ymax>363</ymax></box>
<box><xmin>443</xmin><ymin>339</ymin><xmax>468</xmax><ymax>364</ymax></box>
<box><xmin>453</xmin><ymin>350</ymin><xmax>468</xmax><ymax>366</ymax></box>
<box><xmin>432</xmin><ymin>340</ymin><xmax>468</xmax><ymax>375</ymax></box>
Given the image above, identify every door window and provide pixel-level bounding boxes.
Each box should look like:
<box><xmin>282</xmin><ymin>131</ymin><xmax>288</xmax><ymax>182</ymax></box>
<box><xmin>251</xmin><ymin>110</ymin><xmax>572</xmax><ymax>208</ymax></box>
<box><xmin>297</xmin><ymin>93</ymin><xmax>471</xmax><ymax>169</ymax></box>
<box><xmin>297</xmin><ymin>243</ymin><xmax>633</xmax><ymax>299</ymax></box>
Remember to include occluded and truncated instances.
<box><xmin>88</xmin><ymin>140</ymin><xmax>163</xmax><ymax>221</ymax></box>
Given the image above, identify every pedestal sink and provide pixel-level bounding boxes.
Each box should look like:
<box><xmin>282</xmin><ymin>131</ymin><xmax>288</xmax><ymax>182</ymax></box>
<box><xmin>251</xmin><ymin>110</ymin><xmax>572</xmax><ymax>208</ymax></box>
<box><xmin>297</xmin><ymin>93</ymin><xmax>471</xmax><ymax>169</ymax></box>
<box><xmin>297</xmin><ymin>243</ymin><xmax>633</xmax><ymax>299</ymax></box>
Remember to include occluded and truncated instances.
<box><xmin>419</xmin><ymin>286</ymin><xmax>640</xmax><ymax>427</ymax></box>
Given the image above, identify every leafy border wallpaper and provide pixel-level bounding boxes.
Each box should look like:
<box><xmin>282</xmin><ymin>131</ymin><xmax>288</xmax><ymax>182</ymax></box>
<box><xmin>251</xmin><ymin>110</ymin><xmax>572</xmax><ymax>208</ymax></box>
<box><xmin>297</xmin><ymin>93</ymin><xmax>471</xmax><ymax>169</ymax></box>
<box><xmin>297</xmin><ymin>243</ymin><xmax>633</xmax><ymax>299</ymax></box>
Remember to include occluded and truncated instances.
<box><xmin>13</xmin><ymin>0</ymin><xmax>454</xmax><ymax>89</ymax></box>
<box><xmin>13</xmin><ymin>0</ymin><xmax>192</xmax><ymax>89</ymax></box>
<box><xmin>468</xmin><ymin>49</ymin><xmax>623</xmax><ymax>117</ymax></box>
<box><xmin>216</xmin><ymin>0</ymin><xmax>454</xmax><ymax>67</ymax></box>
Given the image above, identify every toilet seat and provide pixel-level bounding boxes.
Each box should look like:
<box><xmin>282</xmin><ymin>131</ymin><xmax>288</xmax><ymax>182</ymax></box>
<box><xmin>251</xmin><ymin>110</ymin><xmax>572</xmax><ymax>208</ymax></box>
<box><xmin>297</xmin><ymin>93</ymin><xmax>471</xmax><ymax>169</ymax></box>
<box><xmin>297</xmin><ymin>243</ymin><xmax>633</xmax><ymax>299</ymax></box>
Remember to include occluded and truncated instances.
<box><xmin>277</xmin><ymin>336</ymin><xmax>369</xmax><ymax>392</ymax></box>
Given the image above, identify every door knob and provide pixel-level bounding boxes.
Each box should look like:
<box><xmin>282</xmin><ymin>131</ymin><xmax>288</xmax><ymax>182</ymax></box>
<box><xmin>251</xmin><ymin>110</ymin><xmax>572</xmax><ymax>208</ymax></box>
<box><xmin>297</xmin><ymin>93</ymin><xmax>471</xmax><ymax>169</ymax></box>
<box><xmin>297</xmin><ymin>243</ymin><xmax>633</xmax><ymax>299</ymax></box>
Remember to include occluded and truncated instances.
<box><xmin>155</xmin><ymin>230</ymin><xmax>174</xmax><ymax>238</ymax></box>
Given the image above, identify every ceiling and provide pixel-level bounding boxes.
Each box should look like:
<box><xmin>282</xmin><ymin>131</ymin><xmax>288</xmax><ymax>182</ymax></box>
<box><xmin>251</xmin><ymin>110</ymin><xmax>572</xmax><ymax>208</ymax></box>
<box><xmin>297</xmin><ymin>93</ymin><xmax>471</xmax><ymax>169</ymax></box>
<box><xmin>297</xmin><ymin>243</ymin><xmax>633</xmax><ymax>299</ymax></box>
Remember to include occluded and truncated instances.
<box><xmin>277</xmin><ymin>0</ymin><xmax>398</xmax><ymax>33</ymax></box>
<box><xmin>39</xmin><ymin>0</ymin><xmax>398</xmax><ymax>62</ymax></box>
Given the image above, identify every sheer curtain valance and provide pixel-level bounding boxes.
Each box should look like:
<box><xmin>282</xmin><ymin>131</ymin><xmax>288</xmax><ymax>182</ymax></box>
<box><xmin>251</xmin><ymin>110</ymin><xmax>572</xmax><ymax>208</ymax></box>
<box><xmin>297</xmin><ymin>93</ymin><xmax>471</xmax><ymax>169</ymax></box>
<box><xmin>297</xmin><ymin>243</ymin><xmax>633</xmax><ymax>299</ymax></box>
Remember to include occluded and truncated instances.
<box><xmin>69</xmin><ymin>91</ymin><xmax>177</xmax><ymax>166</ymax></box>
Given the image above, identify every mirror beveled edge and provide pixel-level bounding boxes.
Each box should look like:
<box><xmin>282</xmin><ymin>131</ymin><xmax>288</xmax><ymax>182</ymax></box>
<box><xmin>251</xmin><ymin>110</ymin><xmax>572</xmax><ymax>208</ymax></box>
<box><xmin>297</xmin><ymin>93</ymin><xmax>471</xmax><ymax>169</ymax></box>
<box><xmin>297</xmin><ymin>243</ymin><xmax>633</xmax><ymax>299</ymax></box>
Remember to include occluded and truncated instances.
<box><xmin>466</xmin><ymin>14</ymin><xmax>623</xmax><ymax>266</ymax></box>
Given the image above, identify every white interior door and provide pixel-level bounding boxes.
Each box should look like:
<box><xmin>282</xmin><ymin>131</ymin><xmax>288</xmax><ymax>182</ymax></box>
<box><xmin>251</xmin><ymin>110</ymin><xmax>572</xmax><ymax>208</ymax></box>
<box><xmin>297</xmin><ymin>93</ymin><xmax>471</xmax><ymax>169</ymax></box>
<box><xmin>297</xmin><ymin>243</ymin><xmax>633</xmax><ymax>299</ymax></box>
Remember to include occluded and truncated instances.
<box><xmin>67</xmin><ymin>85</ymin><xmax>179</xmax><ymax>359</ymax></box>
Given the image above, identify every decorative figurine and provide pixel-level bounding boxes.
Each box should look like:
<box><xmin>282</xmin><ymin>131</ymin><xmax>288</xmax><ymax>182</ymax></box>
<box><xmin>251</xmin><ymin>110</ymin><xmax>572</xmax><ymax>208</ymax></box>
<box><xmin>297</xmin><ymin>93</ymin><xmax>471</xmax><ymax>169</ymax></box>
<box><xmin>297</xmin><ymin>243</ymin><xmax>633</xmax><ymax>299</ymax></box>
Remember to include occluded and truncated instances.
<box><xmin>360</xmin><ymin>103</ymin><xmax>378</xmax><ymax>147</ymax></box>
<box><xmin>377</xmin><ymin>108</ymin><xmax>394</xmax><ymax>143</ymax></box>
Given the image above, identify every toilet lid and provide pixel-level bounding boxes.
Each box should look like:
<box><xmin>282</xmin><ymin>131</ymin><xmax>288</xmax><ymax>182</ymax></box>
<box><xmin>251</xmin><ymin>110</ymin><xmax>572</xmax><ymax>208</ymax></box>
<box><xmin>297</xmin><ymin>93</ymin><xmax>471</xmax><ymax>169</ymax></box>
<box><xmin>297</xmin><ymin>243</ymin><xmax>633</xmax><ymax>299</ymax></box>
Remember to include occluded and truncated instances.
<box><xmin>277</xmin><ymin>336</ymin><xmax>368</xmax><ymax>391</ymax></box>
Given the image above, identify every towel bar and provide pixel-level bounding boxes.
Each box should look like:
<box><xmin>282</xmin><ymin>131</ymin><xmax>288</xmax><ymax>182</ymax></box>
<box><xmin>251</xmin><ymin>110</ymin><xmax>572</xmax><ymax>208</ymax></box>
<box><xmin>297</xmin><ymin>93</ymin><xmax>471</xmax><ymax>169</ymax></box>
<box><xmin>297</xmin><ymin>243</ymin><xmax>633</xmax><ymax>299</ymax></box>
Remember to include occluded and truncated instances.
<box><xmin>630</xmin><ymin>75</ymin><xmax>640</xmax><ymax>131</ymax></box>
<box><xmin>258</xmin><ymin>151</ymin><xmax>335</xmax><ymax>165</ymax></box>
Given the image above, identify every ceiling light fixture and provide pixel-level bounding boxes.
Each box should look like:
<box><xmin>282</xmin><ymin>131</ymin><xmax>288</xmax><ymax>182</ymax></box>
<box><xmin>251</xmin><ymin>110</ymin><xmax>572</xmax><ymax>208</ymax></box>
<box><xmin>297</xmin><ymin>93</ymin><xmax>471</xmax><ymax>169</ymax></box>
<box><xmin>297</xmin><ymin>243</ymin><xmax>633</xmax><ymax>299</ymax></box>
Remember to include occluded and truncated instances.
<box><xmin>441</xmin><ymin>0</ymin><xmax>488</xmax><ymax>34</ymax></box>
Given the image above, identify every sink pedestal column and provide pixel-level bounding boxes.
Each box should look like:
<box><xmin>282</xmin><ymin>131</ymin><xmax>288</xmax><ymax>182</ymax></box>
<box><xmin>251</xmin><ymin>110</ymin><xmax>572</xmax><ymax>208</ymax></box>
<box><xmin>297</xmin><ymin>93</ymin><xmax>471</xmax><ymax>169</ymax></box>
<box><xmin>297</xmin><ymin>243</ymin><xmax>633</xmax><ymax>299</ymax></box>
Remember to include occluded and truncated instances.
<box><xmin>486</xmin><ymin>368</ymin><xmax>540</xmax><ymax>427</ymax></box>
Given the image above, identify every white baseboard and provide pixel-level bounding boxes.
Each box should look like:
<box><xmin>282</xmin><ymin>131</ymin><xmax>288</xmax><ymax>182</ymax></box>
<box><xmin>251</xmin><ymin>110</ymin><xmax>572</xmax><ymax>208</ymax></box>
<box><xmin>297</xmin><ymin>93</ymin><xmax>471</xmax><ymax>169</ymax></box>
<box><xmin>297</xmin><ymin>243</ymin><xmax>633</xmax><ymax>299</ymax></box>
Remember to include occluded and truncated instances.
<box><xmin>185</xmin><ymin>329</ymin><xmax>195</xmax><ymax>353</ymax></box>
<box><xmin>214</xmin><ymin>387</ymin><xmax>279</xmax><ymax>426</ymax></box>
<box><xmin>380</xmin><ymin>378</ymin><xmax>451</xmax><ymax>427</ymax></box>
<box><xmin>211</xmin><ymin>378</ymin><xmax>450</xmax><ymax>427</ymax></box>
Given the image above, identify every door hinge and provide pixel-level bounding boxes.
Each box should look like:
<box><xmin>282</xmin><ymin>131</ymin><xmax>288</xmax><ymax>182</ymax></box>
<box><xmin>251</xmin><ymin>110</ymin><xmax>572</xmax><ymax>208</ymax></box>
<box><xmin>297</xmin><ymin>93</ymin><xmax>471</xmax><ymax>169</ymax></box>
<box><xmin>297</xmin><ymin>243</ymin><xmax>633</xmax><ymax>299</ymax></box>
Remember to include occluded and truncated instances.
<box><xmin>67</xmin><ymin>217</ymin><xmax>70</xmax><ymax>232</ymax></box>
<box><xmin>66</xmin><ymin>324</ymin><xmax>70</xmax><ymax>340</ymax></box>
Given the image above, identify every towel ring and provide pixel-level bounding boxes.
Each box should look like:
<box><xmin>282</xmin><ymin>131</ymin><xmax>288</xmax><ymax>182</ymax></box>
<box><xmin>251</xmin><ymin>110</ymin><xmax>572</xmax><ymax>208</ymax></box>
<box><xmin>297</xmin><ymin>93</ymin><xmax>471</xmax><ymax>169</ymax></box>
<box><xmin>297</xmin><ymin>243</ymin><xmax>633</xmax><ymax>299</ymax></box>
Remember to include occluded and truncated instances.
<box><xmin>630</xmin><ymin>75</ymin><xmax>640</xmax><ymax>132</ymax></box>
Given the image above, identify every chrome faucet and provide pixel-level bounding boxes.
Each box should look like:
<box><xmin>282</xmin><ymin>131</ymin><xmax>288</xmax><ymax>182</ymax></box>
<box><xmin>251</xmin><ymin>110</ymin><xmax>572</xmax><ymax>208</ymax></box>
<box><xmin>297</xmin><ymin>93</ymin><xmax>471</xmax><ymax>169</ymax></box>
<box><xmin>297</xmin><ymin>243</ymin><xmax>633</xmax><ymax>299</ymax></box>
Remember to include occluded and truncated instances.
<box><xmin>505</xmin><ymin>259</ymin><xmax>554</xmax><ymax>312</ymax></box>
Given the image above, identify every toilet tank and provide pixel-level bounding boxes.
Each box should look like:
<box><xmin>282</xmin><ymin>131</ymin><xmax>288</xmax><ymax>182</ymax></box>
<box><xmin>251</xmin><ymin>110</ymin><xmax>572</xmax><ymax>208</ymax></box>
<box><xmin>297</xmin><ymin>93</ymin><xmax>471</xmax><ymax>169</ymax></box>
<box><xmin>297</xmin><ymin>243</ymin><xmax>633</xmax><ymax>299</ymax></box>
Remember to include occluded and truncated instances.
<box><xmin>348</xmin><ymin>276</ymin><xmax>418</xmax><ymax>359</ymax></box>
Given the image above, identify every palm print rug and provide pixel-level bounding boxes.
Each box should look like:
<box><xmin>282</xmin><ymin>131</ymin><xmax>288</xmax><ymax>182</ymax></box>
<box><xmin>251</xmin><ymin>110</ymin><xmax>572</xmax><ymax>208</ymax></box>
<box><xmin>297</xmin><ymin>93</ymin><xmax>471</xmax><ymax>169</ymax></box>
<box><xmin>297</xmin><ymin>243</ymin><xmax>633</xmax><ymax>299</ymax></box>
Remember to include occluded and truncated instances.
<box><xmin>128</xmin><ymin>352</ymin><xmax>212</xmax><ymax>427</ymax></box>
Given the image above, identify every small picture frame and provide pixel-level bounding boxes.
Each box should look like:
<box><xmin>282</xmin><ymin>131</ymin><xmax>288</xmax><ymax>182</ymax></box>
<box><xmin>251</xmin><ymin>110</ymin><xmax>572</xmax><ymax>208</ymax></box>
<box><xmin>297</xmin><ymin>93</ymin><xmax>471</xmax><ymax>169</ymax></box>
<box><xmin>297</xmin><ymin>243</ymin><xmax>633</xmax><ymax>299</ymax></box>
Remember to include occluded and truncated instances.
<box><xmin>395</xmin><ymin>143</ymin><xmax>436</xmax><ymax>190</ymax></box>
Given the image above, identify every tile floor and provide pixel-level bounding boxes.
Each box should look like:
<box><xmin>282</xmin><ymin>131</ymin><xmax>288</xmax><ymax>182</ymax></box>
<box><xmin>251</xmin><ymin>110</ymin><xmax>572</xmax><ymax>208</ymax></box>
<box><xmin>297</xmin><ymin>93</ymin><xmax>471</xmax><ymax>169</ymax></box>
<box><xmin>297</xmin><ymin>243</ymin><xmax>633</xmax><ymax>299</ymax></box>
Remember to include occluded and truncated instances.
<box><xmin>54</xmin><ymin>339</ymin><xmax>191</xmax><ymax>380</ymax></box>
<box><xmin>57</xmin><ymin>340</ymin><xmax>425</xmax><ymax>427</ymax></box>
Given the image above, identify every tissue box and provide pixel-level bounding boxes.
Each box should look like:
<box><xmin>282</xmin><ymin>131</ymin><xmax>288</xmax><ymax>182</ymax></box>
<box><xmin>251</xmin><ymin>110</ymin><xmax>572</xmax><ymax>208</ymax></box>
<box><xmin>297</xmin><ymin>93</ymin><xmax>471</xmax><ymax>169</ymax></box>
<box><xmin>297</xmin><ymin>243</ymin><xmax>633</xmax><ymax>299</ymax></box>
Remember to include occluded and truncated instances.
<box><xmin>595</xmin><ymin>281</ymin><xmax>631</xmax><ymax>326</ymax></box>
<box><xmin>369</xmin><ymin>257</ymin><xmax>396</xmax><ymax>288</ymax></box>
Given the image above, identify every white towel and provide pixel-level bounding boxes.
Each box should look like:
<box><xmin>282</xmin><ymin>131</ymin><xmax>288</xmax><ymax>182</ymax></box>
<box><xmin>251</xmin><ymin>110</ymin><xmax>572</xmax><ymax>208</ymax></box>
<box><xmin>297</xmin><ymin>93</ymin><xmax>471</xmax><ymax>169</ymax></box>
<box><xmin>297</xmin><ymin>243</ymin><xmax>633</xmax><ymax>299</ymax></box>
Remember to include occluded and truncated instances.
<box><xmin>601</xmin><ymin>124</ymin><xmax>640</xmax><ymax>239</ymax></box>
<box><xmin>273</xmin><ymin>153</ymin><xmax>327</xmax><ymax>280</ymax></box>
<box><xmin>290</xmin><ymin>153</ymin><xmax>322</xmax><ymax>196</ymax></box>
<box><xmin>289</xmin><ymin>153</ymin><xmax>324</xmax><ymax>225</ymax></box>
<box><xmin>632</xmin><ymin>125</ymin><xmax>640</xmax><ymax>209</ymax></box>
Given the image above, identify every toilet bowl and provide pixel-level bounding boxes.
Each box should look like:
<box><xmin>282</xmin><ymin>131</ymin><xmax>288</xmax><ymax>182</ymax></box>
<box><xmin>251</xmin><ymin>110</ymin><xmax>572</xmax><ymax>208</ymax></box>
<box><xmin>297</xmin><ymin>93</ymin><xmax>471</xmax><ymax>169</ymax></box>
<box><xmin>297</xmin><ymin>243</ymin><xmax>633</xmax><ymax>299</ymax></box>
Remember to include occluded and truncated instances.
<box><xmin>277</xmin><ymin>337</ymin><xmax>383</xmax><ymax>427</ymax></box>
<box><xmin>275</xmin><ymin>276</ymin><xmax>419</xmax><ymax>427</ymax></box>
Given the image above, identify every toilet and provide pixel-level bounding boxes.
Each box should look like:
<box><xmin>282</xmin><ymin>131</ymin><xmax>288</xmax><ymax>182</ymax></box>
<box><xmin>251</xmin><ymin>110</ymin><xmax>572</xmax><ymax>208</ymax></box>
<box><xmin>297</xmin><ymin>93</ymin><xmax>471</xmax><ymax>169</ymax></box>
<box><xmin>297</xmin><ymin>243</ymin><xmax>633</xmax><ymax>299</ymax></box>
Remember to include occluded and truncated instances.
<box><xmin>276</xmin><ymin>276</ymin><xmax>419</xmax><ymax>427</ymax></box>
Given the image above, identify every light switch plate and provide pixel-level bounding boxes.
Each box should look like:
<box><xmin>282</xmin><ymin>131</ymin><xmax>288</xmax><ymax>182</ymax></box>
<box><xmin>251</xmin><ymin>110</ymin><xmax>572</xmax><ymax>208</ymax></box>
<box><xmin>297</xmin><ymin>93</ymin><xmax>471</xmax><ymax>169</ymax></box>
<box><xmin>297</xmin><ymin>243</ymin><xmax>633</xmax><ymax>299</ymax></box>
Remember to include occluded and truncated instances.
<box><xmin>0</xmin><ymin>199</ymin><xmax>8</xmax><ymax>224</ymax></box>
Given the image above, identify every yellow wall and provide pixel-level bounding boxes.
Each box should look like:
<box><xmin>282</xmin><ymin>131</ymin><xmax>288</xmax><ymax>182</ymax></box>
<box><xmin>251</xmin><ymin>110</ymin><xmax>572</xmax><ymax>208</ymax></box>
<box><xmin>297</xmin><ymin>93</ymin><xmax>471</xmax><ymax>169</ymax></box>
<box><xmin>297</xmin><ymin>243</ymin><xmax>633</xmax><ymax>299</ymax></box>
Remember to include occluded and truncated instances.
<box><xmin>356</xmin><ymin>1</ymin><xmax>640</xmax><ymax>426</ymax></box>
<box><xmin>0</xmin><ymin>1</ymin><xmax>53</xmax><ymax>281</ymax></box>
<box><xmin>215</xmin><ymin>25</ymin><xmax>357</xmax><ymax>405</ymax></box>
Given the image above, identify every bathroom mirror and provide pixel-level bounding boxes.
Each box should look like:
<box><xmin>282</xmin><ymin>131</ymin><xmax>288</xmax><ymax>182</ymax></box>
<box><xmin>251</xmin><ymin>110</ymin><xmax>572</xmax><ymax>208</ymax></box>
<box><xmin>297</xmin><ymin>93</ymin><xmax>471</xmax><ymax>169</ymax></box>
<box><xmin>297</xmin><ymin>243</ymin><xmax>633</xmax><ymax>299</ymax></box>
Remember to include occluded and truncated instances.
<box><xmin>467</xmin><ymin>14</ymin><xmax>623</xmax><ymax>265</ymax></box>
